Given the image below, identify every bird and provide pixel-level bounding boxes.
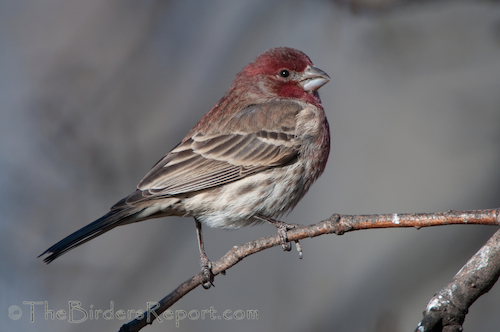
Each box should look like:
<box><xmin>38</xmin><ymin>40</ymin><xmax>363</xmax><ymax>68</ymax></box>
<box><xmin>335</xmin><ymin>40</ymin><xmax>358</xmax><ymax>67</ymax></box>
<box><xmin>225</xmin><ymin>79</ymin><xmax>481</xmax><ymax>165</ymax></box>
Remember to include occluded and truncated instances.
<box><xmin>39</xmin><ymin>47</ymin><xmax>330</xmax><ymax>288</ymax></box>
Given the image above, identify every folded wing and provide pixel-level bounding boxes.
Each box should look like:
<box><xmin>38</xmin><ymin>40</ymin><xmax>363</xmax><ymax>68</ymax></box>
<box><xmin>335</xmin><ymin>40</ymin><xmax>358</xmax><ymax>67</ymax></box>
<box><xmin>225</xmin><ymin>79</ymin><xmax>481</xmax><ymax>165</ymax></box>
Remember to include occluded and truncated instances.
<box><xmin>132</xmin><ymin>101</ymin><xmax>303</xmax><ymax>202</ymax></box>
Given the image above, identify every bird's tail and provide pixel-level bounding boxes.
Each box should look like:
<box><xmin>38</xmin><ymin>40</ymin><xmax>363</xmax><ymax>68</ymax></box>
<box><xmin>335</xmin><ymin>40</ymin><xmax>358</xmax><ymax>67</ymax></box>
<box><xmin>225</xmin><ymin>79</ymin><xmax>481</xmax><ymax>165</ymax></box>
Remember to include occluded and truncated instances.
<box><xmin>38</xmin><ymin>206</ymin><xmax>141</xmax><ymax>264</ymax></box>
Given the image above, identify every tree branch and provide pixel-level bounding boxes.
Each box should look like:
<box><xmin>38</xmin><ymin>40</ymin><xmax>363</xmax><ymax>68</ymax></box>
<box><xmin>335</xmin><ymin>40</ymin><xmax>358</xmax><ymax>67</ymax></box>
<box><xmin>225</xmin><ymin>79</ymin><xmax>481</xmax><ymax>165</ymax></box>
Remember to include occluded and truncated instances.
<box><xmin>118</xmin><ymin>209</ymin><xmax>500</xmax><ymax>332</ymax></box>
<box><xmin>415</xmin><ymin>228</ymin><xmax>500</xmax><ymax>332</ymax></box>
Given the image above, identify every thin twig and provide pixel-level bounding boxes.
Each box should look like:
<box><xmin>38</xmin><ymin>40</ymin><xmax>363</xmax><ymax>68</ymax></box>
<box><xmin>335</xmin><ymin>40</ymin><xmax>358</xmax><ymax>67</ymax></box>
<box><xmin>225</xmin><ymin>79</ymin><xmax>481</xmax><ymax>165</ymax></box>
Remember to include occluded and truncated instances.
<box><xmin>119</xmin><ymin>209</ymin><xmax>500</xmax><ymax>332</ymax></box>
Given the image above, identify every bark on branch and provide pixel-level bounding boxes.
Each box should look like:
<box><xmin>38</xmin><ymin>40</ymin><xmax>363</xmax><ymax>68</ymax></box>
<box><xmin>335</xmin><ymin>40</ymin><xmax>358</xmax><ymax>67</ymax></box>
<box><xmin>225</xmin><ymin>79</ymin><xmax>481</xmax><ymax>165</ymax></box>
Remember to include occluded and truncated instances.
<box><xmin>118</xmin><ymin>209</ymin><xmax>500</xmax><ymax>332</ymax></box>
<box><xmin>415</xmin><ymin>228</ymin><xmax>500</xmax><ymax>332</ymax></box>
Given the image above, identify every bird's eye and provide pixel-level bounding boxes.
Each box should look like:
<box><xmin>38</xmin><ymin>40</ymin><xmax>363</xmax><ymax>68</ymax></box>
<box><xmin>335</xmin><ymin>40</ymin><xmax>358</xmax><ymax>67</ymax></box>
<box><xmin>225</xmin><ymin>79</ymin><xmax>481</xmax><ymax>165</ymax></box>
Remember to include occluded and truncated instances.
<box><xmin>279</xmin><ymin>69</ymin><xmax>290</xmax><ymax>78</ymax></box>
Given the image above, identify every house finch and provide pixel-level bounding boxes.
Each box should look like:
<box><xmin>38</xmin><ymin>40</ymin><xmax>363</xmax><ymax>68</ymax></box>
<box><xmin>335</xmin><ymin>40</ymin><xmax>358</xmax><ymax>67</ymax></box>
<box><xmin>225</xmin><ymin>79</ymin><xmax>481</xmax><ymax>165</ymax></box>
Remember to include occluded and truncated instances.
<box><xmin>39</xmin><ymin>47</ymin><xmax>330</xmax><ymax>287</ymax></box>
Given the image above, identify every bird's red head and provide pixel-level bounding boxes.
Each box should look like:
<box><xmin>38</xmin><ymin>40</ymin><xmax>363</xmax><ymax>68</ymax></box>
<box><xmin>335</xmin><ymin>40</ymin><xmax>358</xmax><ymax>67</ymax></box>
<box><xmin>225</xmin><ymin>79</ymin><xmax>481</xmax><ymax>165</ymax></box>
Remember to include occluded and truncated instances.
<box><xmin>235</xmin><ymin>47</ymin><xmax>329</xmax><ymax>106</ymax></box>
<box><xmin>244</xmin><ymin>47</ymin><xmax>313</xmax><ymax>77</ymax></box>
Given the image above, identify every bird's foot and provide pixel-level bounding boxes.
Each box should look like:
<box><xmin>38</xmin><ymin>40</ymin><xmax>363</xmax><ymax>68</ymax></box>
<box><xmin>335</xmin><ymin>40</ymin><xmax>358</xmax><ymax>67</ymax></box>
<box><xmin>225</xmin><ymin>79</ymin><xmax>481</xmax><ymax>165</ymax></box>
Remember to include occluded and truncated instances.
<box><xmin>200</xmin><ymin>253</ymin><xmax>214</xmax><ymax>289</ymax></box>
<box><xmin>276</xmin><ymin>221</ymin><xmax>294</xmax><ymax>251</ymax></box>
<box><xmin>255</xmin><ymin>216</ymin><xmax>302</xmax><ymax>258</ymax></box>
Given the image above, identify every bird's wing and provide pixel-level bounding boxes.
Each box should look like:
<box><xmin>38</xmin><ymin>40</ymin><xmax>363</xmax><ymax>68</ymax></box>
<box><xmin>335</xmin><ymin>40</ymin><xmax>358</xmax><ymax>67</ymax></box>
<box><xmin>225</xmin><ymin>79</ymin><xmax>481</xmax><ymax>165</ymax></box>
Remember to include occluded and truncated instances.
<box><xmin>134</xmin><ymin>101</ymin><xmax>303</xmax><ymax>199</ymax></box>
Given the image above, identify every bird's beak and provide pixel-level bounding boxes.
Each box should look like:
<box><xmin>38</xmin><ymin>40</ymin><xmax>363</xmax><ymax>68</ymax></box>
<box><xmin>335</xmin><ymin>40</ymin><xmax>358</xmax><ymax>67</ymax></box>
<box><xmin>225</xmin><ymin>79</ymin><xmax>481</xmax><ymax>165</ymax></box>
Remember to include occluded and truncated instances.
<box><xmin>300</xmin><ymin>65</ymin><xmax>330</xmax><ymax>92</ymax></box>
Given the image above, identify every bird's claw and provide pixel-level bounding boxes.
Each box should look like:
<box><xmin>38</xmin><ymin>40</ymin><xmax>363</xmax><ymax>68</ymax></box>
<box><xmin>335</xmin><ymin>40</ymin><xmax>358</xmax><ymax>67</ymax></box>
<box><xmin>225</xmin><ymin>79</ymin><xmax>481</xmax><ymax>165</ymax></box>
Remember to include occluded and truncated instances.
<box><xmin>200</xmin><ymin>256</ymin><xmax>214</xmax><ymax>289</ymax></box>
<box><xmin>277</xmin><ymin>223</ymin><xmax>303</xmax><ymax>258</ymax></box>
<box><xmin>277</xmin><ymin>224</ymin><xmax>292</xmax><ymax>251</ymax></box>
<box><xmin>255</xmin><ymin>216</ymin><xmax>303</xmax><ymax>259</ymax></box>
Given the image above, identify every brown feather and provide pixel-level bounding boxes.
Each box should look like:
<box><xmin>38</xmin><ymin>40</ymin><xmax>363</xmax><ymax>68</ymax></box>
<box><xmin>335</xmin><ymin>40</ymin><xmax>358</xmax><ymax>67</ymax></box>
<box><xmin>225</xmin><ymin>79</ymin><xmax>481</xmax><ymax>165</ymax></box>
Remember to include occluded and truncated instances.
<box><xmin>135</xmin><ymin>100</ymin><xmax>303</xmax><ymax>201</ymax></box>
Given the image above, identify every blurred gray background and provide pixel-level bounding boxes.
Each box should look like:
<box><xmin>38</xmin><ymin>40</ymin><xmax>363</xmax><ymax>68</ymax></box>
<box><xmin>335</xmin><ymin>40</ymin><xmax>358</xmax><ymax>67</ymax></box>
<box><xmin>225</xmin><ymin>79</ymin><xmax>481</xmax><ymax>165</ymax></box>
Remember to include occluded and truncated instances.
<box><xmin>2</xmin><ymin>0</ymin><xmax>500</xmax><ymax>331</ymax></box>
